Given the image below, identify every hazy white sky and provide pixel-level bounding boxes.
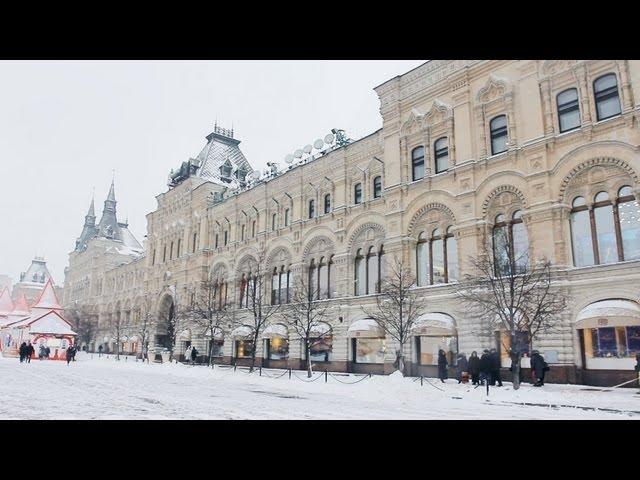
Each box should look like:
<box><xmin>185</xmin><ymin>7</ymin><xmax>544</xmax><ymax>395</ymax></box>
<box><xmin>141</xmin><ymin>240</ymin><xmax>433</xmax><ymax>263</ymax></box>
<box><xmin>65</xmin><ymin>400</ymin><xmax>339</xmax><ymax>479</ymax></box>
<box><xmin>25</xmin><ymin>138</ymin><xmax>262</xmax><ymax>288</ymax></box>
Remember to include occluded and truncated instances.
<box><xmin>0</xmin><ymin>60</ymin><xmax>424</xmax><ymax>286</ymax></box>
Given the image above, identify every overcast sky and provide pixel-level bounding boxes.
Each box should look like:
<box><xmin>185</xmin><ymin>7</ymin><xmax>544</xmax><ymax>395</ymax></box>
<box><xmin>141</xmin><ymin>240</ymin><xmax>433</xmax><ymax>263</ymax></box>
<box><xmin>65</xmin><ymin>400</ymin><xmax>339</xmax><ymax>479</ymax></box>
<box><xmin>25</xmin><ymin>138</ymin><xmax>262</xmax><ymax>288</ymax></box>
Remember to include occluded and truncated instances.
<box><xmin>0</xmin><ymin>60</ymin><xmax>424</xmax><ymax>286</ymax></box>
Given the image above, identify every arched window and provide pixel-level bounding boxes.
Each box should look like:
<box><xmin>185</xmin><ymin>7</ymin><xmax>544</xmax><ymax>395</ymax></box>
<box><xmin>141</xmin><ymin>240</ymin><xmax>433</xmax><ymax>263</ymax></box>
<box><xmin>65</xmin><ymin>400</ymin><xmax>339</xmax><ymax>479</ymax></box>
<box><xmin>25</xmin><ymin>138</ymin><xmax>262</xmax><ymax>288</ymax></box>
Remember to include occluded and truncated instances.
<box><xmin>214</xmin><ymin>234</ymin><xmax>219</xmax><ymax>249</ymax></box>
<box><xmin>284</xmin><ymin>208</ymin><xmax>290</xmax><ymax>226</ymax></box>
<box><xmin>415</xmin><ymin>227</ymin><xmax>457</xmax><ymax>285</ymax></box>
<box><xmin>241</xmin><ymin>225</ymin><xmax>245</xmax><ymax>241</ymax></box>
<box><xmin>490</xmin><ymin>115</ymin><xmax>508</xmax><ymax>155</ymax></box>
<box><xmin>412</xmin><ymin>146</ymin><xmax>425</xmax><ymax>181</ymax></box>
<box><xmin>434</xmin><ymin>137</ymin><xmax>449</xmax><ymax>173</ymax></box>
<box><xmin>251</xmin><ymin>220</ymin><xmax>256</xmax><ymax>237</ymax></box>
<box><xmin>163</xmin><ymin>244</ymin><xmax>167</xmax><ymax>262</ymax></box>
<box><xmin>373</xmin><ymin>176</ymin><xmax>382</xmax><ymax>198</ymax></box>
<box><xmin>594</xmin><ymin>73</ymin><xmax>621</xmax><ymax>121</ymax></box>
<box><xmin>318</xmin><ymin>257</ymin><xmax>328</xmax><ymax>299</ymax></box>
<box><xmin>309</xmin><ymin>200</ymin><xmax>315</xmax><ymax>219</ymax></box>
<box><xmin>239</xmin><ymin>274</ymin><xmax>247</xmax><ymax>308</ymax></box>
<box><xmin>571</xmin><ymin>187</ymin><xmax>640</xmax><ymax>266</ymax></box>
<box><xmin>324</xmin><ymin>194</ymin><xmax>331</xmax><ymax>214</ymax></box>
<box><xmin>272</xmin><ymin>213</ymin><xmax>277</xmax><ymax>231</ymax></box>
<box><xmin>557</xmin><ymin>88</ymin><xmax>580</xmax><ymax>132</ymax></box>
<box><xmin>224</xmin><ymin>231</ymin><xmax>228</xmax><ymax>246</ymax></box>
<box><xmin>192</xmin><ymin>232</ymin><xmax>198</xmax><ymax>252</ymax></box>
<box><xmin>492</xmin><ymin>211</ymin><xmax>529</xmax><ymax>275</ymax></box>
<box><xmin>618</xmin><ymin>186</ymin><xmax>640</xmax><ymax>261</ymax></box>
<box><xmin>354</xmin><ymin>183</ymin><xmax>362</xmax><ymax>204</ymax></box>
<box><xmin>354</xmin><ymin>249</ymin><xmax>365</xmax><ymax>296</ymax></box>
<box><xmin>271</xmin><ymin>267</ymin><xmax>279</xmax><ymax>305</ymax></box>
<box><xmin>176</xmin><ymin>239</ymin><xmax>181</xmax><ymax>257</ymax></box>
<box><xmin>169</xmin><ymin>241</ymin><xmax>174</xmax><ymax>260</ymax></box>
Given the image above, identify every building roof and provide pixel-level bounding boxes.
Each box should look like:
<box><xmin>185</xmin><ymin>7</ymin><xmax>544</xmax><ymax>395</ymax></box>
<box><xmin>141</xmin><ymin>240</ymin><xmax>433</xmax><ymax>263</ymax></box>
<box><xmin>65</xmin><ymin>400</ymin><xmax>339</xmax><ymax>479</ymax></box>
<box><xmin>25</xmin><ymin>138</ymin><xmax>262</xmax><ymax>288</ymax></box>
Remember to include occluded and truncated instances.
<box><xmin>0</xmin><ymin>287</ymin><xmax>14</xmax><ymax>315</ymax></box>
<box><xmin>31</xmin><ymin>279</ymin><xmax>63</xmax><ymax>311</ymax></box>
<box><xmin>17</xmin><ymin>257</ymin><xmax>52</xmax><ymax>286</ymax></box>
<box><xmin>9</xmin><ymin>309</ymin><xmax>76</xmax><ymax>336</ymax></box>
<box><xmin>11</xmin><ymin>293</ymin><xmax>30</xmax><ymax>316</ymax></box>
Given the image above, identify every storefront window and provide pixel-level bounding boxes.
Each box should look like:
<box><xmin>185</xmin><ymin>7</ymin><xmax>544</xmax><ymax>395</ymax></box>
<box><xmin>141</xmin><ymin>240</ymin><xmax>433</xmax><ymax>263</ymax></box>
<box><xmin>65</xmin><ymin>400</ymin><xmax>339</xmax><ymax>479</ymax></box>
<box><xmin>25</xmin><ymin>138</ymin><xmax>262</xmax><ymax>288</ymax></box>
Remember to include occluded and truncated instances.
<box><xmin>209</xmin><ymin>339</ymin><xmax>224</xmax><ymax>357</ymax></box>
<box><xmin>584</xmin><ymin>326</ymin><xmax>640</xmax><ymax>358</ymax></box>
<box><xmin>355</xmin><ymin>338</ymin><xmax>386</xmax><ymax>364</ymax></box>
<box><xmin>268</xmin><ymin>336</ymin><xmax>289</xmax><ymax>360</ymax></box>
<box><xmin>418</xmin><ymin>335</ymin><xmax>457</xmax><ymax>365</ymax></box>
<box><xmin>235</xmin><ymin>339</ymin><xmax>254</xmax><ymax>359</ymax></box>
<box><xmin>309</xmin><ymin>335</ymin><xmax>333</xmax><ymax>362</ymax></box>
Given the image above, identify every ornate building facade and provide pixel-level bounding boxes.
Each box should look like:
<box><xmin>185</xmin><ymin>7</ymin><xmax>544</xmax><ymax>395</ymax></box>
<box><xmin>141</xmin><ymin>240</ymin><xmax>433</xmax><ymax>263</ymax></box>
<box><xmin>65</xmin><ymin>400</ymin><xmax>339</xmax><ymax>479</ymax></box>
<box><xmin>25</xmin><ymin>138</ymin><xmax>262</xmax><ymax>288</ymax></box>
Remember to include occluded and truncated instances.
<box><xmin>63</xmin><ymin>60</ymin><xmax>640</xmax><ymax>386</ymax></box>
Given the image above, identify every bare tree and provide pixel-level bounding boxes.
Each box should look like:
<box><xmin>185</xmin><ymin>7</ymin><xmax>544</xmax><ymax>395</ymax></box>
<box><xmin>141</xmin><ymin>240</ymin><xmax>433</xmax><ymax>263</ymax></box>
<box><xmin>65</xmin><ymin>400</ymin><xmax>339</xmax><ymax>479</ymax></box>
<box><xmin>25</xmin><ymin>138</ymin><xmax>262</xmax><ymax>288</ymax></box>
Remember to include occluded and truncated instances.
<box><xmin>135</xmin><ymin>294</ymin><xmax>157</xmax><ymax>362</ymax></box>
<box><xmin>108</xmin><ymin>310</ymin><xmax>126</xmax><ymax>361</ymax></box>
<box><xmin>362</xmin><ymin>256</ymin><xmax>426</xmax><ymax>375</ymax></box>
<box><xmin>281</xmin><ymin>275</ymin><xmax>334</xmax><ymax>377</ymax></box>
<box><xmin>455</xmin><ymin>228</ymin><xmax>566</xmax><ymax>390</ymax></box>
<box><xmin>161</xmin><ymin>285</ymin><xmax>190</xmax><ymax>363</ymax></box>
<box><xmin>66</xmin><ymin>303</ymin><xmax>98</xmax><ymax>351</ymax></box>
<box><xmin>188</xmin><ymin>276</ymin><xmax>231</xmax><ymax>367</ymax></box>
<box><xmin>242</xmin><ymin>245</ymin><xmax>282</xmax><ymax>372</ymax></box>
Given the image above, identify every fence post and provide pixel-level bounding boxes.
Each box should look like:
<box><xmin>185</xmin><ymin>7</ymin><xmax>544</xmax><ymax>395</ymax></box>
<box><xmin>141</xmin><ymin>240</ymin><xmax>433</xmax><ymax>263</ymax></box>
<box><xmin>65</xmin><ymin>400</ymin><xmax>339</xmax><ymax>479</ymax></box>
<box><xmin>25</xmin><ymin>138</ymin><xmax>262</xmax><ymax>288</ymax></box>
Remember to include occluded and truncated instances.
<box><xmin>325</xmin><ymin>370</ymin><xmax>328</xmax><ymax>383</ymax></box>
<box><xmin>125</xmin><ymin>356</ymin><xmax>127</xmax><ymax>362</ymax></box>
<box><xmin>289</xmin><ymin>368</ymin><xmax>291</xmax><ymax>379</ymax></box>
<box><xmin>421</xmin><ymin>376</ymin><xmax>423</xmax><ymax>387</ymax></box>
<box><xmin>369</xmin><ymin>373</ymin><xmax>372</xmax><ymax>379</ymax></box>
<box><xmin>234</xmin><ymin>363</ymin><xmax>237</xmax><ymax>372</ymax></box>
<box><xmin>259</xmin><ymin>366</ymin><xmax>262</xmax><ymax>376</ymax></box>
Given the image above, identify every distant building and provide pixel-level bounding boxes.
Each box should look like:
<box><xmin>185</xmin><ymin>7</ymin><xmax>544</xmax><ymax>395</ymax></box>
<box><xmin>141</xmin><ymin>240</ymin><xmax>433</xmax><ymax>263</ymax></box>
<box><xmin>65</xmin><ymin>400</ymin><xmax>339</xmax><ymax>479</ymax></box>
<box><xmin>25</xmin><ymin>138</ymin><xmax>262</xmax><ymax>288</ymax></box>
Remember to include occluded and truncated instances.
<box><xmin>0</xmin><ymin>275</ymin><xmax>11</xmax><ymax>292</ymax></box>
<box><xmin>12</xmin><ymin>256</ymin><xmax>60</xmax><ymax>305</ymax></box>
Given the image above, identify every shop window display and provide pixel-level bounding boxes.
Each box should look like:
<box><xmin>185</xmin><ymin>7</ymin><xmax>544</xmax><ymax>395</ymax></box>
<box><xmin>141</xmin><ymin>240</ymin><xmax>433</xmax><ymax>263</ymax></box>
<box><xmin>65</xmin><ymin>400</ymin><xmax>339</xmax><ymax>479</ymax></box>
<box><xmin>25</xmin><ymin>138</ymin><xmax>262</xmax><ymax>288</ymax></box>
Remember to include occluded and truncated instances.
<box><xmin>268</xmin><ymin>336</ymin><xmax>289</xmax><ymax>360</ymax></box>
<box><xmin>418</xmin><ymin>335</ymin><xmax>457</xmax><ymax>365</ymax></box>
<box><xmin>584</xmin><ymin>326</ymin><xmax>640</xmax><ymax>358</ymax></box>
<box><xmin>354</xmin><ymin>338</ymin><xmax>386</xmax><ymax>364</ymax></box>
<box><xmin>235</xmin><ymin>339</ymin><xmax>254</xmax><ymax>359</ymax></box>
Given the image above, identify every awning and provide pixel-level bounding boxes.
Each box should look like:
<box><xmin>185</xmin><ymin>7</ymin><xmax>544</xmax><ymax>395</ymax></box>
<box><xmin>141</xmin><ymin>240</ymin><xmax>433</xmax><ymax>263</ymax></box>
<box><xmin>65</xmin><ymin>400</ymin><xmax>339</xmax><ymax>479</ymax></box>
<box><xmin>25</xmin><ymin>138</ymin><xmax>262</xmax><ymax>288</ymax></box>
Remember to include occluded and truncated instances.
<box><xmin>202</xmin><ymin>327</ymin><xmax>224</xmax><ymax>340</ymax></box>
<box><xmin>412</xmin><ymin>313</ymin><xmax>456</xmax><ymax>336</ymax></box>
<box><xmin>121</xmin><ymin>335</ymin><xmax>129</xmax><ymax>342</ymax></box>
<box><xmin>231</xmin><ymin>325</ymin><xmax>253</xmax><ymax>338</ymax></box>
<box><xmin>129</xmin><ymin>335</ymin><xmax>139</xmax><ymax>342</ymax></box>
<box><xmin>347</xmin><ymin>318</ymin><xmax>384</xmax><ymax>338</ymax></box>
<box><xmin>494</xmin><ymin>308</ymin><xmax>525</xmax><ymax>328</ymax></box>
<box><xmin>575</xmin><ymin>299</ymin><xmax>640</xmax><ymax>329</ymax></box>
<box><xmin>179</xmin><ymin>329</ymin><xmax>191</xmax><ymax>341</ymax></box>
<box><xmin>262</xmin><ymin>324</ymin><xmax>288</xmax><ymax>339</ymax></box>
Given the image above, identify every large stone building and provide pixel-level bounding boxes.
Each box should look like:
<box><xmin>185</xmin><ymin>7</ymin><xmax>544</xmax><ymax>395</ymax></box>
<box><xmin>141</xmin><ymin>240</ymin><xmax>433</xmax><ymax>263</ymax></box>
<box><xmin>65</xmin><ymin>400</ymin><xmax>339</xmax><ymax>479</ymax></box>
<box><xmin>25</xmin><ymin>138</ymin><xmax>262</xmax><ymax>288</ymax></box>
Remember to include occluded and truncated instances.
<box><xmin>63</xmin><ymin>60</ymin><xmax>640</xmax><ymax>386</ymax></box>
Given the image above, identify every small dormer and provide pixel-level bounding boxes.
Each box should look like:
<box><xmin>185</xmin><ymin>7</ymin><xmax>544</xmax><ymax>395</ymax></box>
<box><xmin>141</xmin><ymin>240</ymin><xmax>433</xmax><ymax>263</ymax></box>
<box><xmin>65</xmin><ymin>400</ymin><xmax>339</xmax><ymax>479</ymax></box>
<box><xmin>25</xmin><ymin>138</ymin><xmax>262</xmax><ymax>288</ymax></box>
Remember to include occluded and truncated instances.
<box><xmin>220</xmin><ymin>159</ymin><xmax>233</xmax><ymax>181</ymax></box>
<box><xmin>236</xmin><ymin>165</ymin><xmax>247</xmax><ymax>184</ymax></box>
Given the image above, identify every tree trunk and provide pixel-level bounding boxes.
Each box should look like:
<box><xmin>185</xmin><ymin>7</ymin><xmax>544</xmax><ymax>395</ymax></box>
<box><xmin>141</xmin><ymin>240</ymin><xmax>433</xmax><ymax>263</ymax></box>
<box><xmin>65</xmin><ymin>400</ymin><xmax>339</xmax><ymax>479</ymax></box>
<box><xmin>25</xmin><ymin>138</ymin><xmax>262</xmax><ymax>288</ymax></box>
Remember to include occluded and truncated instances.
<box><xmin>510</xmin><ymin>352</ymin><xmax>522</xmax><ymax>390</ymax></box>
<box><xmin>396</xmin><ymin>351</ymin><xmax>405</xmax><ymax>376</ymax></box>
<box><xmin>306</xmin><ymin>342</ymin><xmax>312</xmax><ymax>378</ymax></box>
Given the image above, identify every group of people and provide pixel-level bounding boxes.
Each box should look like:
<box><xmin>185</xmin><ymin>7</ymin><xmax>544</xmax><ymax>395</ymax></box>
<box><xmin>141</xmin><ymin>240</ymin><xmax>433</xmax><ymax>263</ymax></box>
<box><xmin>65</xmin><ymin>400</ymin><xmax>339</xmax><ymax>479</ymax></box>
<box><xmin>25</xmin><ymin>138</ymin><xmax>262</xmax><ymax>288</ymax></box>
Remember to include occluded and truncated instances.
<box><xmin>38</xmin><ymin>344</ymin><xmax>51</xmax><ymax>359</ymax></box>
<box><xmin>437</xmin><ymin>348</ymin><xmax>549</xmax><ymax>387</ymax></box>
<box><xmin>18</xmin><ymin>341</ymin><xmax>35</xmax><ymax>363</ymax></box>
<box><xmin>184</xmin><ymin>345</ymin><xmax>199</xmax><ymax>365</ymax></box>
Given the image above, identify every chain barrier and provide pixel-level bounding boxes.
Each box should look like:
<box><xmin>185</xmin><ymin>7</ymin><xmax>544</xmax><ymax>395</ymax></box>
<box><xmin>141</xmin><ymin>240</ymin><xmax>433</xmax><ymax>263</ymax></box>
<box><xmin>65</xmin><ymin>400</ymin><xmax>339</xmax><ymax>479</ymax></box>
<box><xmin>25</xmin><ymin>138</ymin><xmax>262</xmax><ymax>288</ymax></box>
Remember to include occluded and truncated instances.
<box><xmin>292</xmin><ymin>371</ymin><xmax>324</xmax><ymax>382</ymax></box>
<box><xmin>328</xmin><ymin>373</ymin><xmax>372</xmax><ymax>385</ymax></box>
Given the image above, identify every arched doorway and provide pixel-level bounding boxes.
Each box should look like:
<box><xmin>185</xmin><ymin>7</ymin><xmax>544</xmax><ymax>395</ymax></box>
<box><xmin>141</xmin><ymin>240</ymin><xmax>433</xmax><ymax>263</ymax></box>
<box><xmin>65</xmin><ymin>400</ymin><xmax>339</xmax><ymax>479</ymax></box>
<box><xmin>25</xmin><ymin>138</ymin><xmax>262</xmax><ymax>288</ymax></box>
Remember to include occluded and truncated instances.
<box><xmin>155</xmin><ymin>295</ymin><xmax>175</xmax><ymax>349</ymax></box>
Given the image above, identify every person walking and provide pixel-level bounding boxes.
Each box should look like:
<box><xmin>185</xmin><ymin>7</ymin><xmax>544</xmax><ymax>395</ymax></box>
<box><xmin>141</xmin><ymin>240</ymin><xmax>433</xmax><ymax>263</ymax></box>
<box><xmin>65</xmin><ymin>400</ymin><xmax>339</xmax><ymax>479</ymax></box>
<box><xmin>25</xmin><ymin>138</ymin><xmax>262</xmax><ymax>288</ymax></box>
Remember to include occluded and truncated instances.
<box><xmin>25</xmin><ymin>341</ymin><xmax>34</xmax><ymax>363</ymax></box>
<box><xmin>489</xmin><ymin>348</ymin><xmax>503</xmax><ymax>387</ymax></box>
<box><xmin>98</xmin><ymin>344</ymin><xmax>103</xmax><ymax>357</ymax></box>
<box><xmin>468</xmin><ymin>351</ymin><xmax>481</xmax><ymax>385</ymax></box>
<box><xmin>19</xmin><ymin>342</ymin><xmax>27</xmax><ymax>363</ymax></box>
<box><xmin>184</xmin><ymin>345</ymin><xmax>192</xmax><ymax>364</ymax></box>
<box><xmin>456</xmin><ymin>353</ymin><xmax>468</xmax><ymax>384</ymax></box>
<box><xmin>190</xmin><ymin>346</ymin><xmax>198</xmax><ymax>365</ymax></box>
<box><xmin>437</xmin><ymin>349</ymin><xmax>448</xmax><ymax>383</ymax></box>
<box><xmin>479</xmin><ymin>349</ymin><xmax>492</xmax><ymax>386</ymax></box>
<box><xmin>39</xmin><ymin>344</ymin><xmax>46</xmax><ymax>360</ymax></box>
<box><xmin>45</xmin><ymin>346</ymin><xmax>51</xmax><ymax>359</ymax></box>
<box><xmin>531</xmin><ymin>350</ymin><xmax>549</xmax><ymax>386</ymax></box>
<box><xmin>66</xmin><ymin>345</ymin><xmax>76</xmax><ymax>365</ymax></box>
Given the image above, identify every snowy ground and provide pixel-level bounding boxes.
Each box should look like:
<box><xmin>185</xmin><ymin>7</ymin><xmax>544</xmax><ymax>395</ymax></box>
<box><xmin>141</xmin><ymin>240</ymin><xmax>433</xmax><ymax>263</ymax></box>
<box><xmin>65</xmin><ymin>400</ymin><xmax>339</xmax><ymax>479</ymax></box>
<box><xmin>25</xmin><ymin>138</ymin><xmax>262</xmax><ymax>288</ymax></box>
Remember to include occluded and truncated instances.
<box><xmin>1</xmin><ymin>353</ymin><xmax>639</xmax><ymax>419</ymax></box>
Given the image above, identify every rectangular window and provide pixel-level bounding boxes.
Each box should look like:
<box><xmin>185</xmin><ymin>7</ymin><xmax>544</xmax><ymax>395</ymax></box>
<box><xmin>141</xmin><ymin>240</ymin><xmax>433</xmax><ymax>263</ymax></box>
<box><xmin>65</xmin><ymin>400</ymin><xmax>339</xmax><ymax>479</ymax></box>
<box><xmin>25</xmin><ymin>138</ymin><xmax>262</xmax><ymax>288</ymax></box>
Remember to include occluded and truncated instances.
<box><xmin>419</xmin><ymin>336</ymin><xmax>457</xmax><ymax>366</ymax></box>
<box><xmin>367</xmin><ymin>254</ymin><xmax>378</xmax><ymax>294</ymax></box>
<box><xmin>619</xmin><ymin>199</ymin><xmax>640</xmax><ymax>261</ymax></box>
<box><xmin>208</xmin><ymin>339</ymin><xmax>224</xmax><ymax>357</ymax></box>
<box><xmin>235</xmin><ymin>340</ymin><xmax>254</xmax><ymax>359</ymax></box>
<box><xmin>267</xmin><ymin>337</ymin><xmax>289</xmax><ymax>360</ymax></box>
<box><xmin>309</xmin><ymin>335</ymin><xmax>333</xmax><ymax>362</ymax></box>
<box><xmin>284</xmin><ymin>209</ymin><xmax>290</xmax><ymax>226</ymax></box>
<box><xmin>432</xmin><ymin>239</ymin><xmax>445</xmax><ymax>284</ymax></box>
<box><xmin>355</xmin><ymin>338</ymin><xmax>386</xmax><ymax>364</ymax></box>
<box><xmin>594</xmin><ymin>205</ymin><xmax>617</xmax><ymax>264</ymax></box>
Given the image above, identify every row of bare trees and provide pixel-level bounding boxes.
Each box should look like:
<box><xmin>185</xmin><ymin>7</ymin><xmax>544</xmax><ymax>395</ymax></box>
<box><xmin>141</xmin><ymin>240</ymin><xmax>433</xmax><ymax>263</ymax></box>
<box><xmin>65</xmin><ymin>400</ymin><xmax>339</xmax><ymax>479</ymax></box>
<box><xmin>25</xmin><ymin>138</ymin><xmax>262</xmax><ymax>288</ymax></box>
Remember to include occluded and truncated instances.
<box><xmin>72</xmin><ymin>234</ymin><xmax>566</xmax><ymax>390</ymax></box>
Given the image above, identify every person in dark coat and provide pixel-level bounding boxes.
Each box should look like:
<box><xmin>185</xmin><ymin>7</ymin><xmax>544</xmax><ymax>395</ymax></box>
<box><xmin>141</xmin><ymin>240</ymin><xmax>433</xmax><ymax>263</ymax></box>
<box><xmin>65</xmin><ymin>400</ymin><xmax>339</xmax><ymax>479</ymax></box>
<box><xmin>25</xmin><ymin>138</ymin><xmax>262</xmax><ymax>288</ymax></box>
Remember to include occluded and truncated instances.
<box><xmin>190</xmin><ymin>346</ymin><xmax>198</xmax><ymax>365</ymax></box>
<box><xmin>456</xmin><ymin>353</ymin><xmax>468</xmax><ymax>384</ymax></box>
<box><xmin>437</xmin><ymin>349</ymin><xmax>448</xmax><ymax>383</ymax></box>
<box><xmin>98</xmin><ymin>344</ymin><xmax>103</xmax><ymax>357</ymax></box>
<box><xmin>66</xmin><ymin>345</ymin><xmax>76</xmax><ymax>365</ymax></box>
<box><xmin>489</xmin><ymin>348</ymin><xmax>503</xmax><ymax>387</ymax></box>
<box><xmin>25</xmin><ymin>341</ymin><xmax>34</xmax><ymax>363</ymax></box>
<box><xmin>479</xmin><ymin>349</ymin><xmax>492</xmax><ymax>385</ymax></box>
<box><xmin>45</xmin><ymin>346</ymin><xmax>51</xmax><ymax>358</ymax></box>
<box><xmin>468</xmin><ymin>351</ymin><xmax>481</xmax><ymax>385</ymax></box>
<box><xmin>531</xmin><ymin>350</ymin><xmax>548</xmax><ymax>386</ymax></box>
<box><xmin>19</xmin><ymin>342</ymin><xmax>27</xmax><ymax>363</ymax></box>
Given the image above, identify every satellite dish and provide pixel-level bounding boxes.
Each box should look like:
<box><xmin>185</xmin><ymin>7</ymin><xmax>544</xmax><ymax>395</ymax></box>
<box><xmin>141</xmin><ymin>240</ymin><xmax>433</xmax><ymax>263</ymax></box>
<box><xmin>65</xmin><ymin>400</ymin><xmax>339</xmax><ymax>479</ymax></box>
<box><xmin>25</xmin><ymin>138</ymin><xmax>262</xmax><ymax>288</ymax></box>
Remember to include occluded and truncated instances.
<box><xmin>285</xmin><ymin>154</ymin><xmax>294</xmax><ymax>164</ymax></box>
<box><xmin>303</xmin><ymin>144</ymin><xmax>313</xmax><ymax>154</ymax></box>
<box><xmin>249</xmin><ymin>171</ymin><xmax>260</xmax><ymax>181</ymax></box>
<box><xmin>294</xmin><ymin>149</ymin><xmax>303</xmax><ymax>159</ymax></box>
<box><xmin>324</xmin><ymin>133</ymin><xmax>335</xmax><ymax>144</ymax></box>
<box><xmin>313</xmin><ymin>139</ymin><xmax>324</xmax><ymax>150</ymax></box>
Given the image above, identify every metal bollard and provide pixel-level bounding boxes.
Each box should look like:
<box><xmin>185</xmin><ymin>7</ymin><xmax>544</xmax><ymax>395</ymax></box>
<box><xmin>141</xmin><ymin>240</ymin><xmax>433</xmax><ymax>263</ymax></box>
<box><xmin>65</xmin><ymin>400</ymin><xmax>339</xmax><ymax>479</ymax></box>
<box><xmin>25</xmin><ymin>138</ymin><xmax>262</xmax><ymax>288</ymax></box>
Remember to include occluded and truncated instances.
<box><xmin>288</xmin><ymin>368</ymin><xmax>291</xmax><ymax>379</ymax></box>
<box><xmin>259</xmin><ymin>367</ymin><xmax>262</xmax><ymax>376</ymax></box>
<box><xmin>125</xmin><ymin>357</ymin><xmax>127</xmax><ymax>362</ymax></box>
<box><xmin>325</xmin><ymin>370</ymin><xmax>328</xmax><ymax>383</ymax></box>
<box><xmin>234</xmin><ymin>363</ymin><xmax>237</xmax><ymax>372</ymax></box>
<box><xmin>420</xmin><ymin>376</ymin><xmax>423</xmax><ymax>386</ymax></box>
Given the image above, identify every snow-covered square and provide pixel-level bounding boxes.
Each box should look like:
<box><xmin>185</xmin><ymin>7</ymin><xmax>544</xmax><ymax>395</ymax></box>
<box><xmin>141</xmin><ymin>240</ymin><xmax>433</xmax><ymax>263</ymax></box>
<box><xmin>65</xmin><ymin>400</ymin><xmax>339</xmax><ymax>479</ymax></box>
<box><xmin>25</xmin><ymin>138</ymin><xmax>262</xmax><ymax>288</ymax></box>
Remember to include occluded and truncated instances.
<box><xmin>1</xmin><ymin>353</ymin><xmax>639</xmax><ymax>420</ymax></box>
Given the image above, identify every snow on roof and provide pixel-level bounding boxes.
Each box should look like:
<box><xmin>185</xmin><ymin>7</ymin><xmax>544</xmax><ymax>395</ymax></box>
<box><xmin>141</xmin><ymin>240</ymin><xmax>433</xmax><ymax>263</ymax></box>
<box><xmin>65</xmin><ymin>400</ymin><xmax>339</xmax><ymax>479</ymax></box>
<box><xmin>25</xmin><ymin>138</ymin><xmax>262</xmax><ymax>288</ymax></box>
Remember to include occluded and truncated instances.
<box><xmin>26</xmin><ymin>311</ymin><xmax>77</xmax><ymax>336</ymax></box>
<box><xmin>262</xmin><ymin>323</ymin><xmax>288</xmax><ymax>338</ymax></box>
<box><xmin>231</xmin><ymin>325</ymin><xmax>253</xmax><ymax>338</ymax></box>
<box><xmin>576</xmin><ymin>299</ymin><xmax>640</xmax><ymax>328</ymax></box>
<box><xmin>31</xmin><ymin>279</ymin><xmax>63</xmax><ymax>311</ymax></box>
<box><xmin>347</xmin><ymin>318</ymin><xmax>384</xmax><ymax>337</ymax></box>
<box><xmin>194</xmin><ymin>131</ymin><xmax>253</xmax><ymax>189</ymax></box>
<box><xmin>309</xmin><ymin>321</ymin><xmax>331</xmax><ymax>336</ymax></box>
<box><xmin>0</xmin><ymin>287</ymin><xmax>14</xmax><ymax>315</ymax></box>
<box><xmin>11</xmin><ymin>294</ymin><xmax>30</xmax><ymax>316</ymax></box>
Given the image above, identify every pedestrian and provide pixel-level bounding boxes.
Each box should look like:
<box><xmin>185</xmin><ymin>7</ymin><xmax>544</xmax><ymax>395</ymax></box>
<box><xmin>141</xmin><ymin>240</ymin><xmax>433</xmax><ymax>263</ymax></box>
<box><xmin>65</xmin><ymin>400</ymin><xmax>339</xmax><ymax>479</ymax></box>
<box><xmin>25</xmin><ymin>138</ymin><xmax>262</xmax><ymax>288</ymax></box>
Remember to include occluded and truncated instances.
<box><xmin>531</xmin><ymin>350</ymin><xmax>549</xmax><ymax>386</ymax></box>
<box><xmin>490</xmin><ymin>348</ymin><xmax>503</xmax><ymax>387</ymax></box>
<box><xmin>468</xmin><ymin>351</ymin><xmax>481</xmax><ymax>385</ymax></box>
<box><xmin>98</xmin><ymin>344</ymin><xmax>103</xmax><ymax>357</ymax></box>
<box><xmin>437</xmin><ymin>349</ymin><xmax>448</xmax><ymax>383</ymax></box>
<box><xmin>19</xmin><ymin>342</ymin><xmax>26</xmax><ymax>363</ymax></box>
<box><xmin>635</xmin><ymin>353</ymin><xmax>640</xmax><ymax>388</ymax></box>
<box><xmin>39</xmin><ymin>344</ymin><xmax>46</xmax><ymax>360</ymax></box>
<box><xmin>190</xmin><ymin>346</ymin><xmax>198</xmax><ymax>365</ymax></box>
<box><xmin>184</xmin><ymin>345</ymin><xmax>192</xmax><ymax>363</ymax></box>
<box><xmin>45</xmin><ymin>346</ymin><xmax>51</xmax><ymax>359</ymax></box>
<box><xmin>66</xmin><ymin>345</ymin><xmax>76</xmax><ymax>365</ymax></box>
<box><xmin>479</xmin><ymin>349</ymin><xmax>492</xmax><ymax>386</ymax></box>
<box><xmin>456</xmin><ymin>353</ymin><xmax>468</xmax><ymax>384</ymax></box>
<box><xmin>25</xmin><ymin>341</ymin><xmax>34</xmax><ymax>363</ymax></box>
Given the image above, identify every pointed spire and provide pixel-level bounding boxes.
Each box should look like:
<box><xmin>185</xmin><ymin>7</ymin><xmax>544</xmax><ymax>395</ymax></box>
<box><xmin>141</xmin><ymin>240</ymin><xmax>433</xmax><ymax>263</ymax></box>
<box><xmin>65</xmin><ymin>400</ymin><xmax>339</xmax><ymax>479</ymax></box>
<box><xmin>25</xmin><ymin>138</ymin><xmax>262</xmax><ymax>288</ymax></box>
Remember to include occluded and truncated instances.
<box><xmin>87</xmin><ymin>194</ymin><xmax>95</xmax><ymax>219</ymax></box>
<box><xmin>11</xmin><ymin>293</ymin><xmax>30</xmax><ymax>315</ymax></box>
<box><xmin>31</xmin><ymin>278</ymin><xmax>62</xmax><ymax>311</ymax></box>
<box><xmin>0</xmin><ymin>287</ymin><xmax>15</xmax><ymax>315</ymax></box>
<box><xmin>107</xmin><ymin>175</ymin><xmax>116</xmax><ymax>203</ymax></box>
